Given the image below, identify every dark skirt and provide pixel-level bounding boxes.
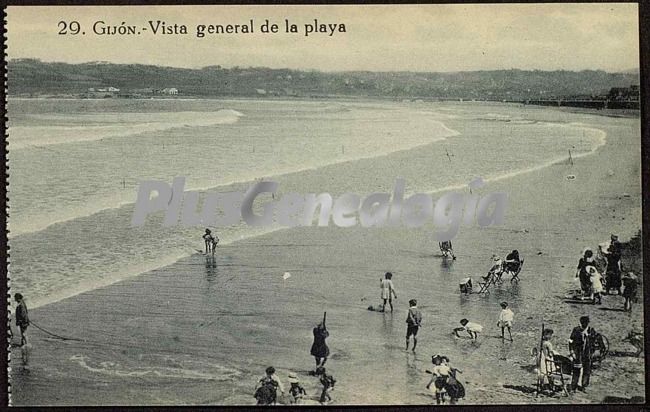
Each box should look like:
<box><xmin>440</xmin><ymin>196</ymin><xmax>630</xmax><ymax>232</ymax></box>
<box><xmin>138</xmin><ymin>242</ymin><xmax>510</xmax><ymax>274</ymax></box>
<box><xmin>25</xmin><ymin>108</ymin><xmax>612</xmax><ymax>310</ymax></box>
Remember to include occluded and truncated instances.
<box><xmin>623</xmin><ymin>285</ymin><xmax>637</xmax><ymax>299</ymax></box>
<box><xmin>445</xmin><ymin>378</ymin><xmax>465</xmax><ymax>399</ymax></box>
<box><xmin>606</xmin><ymin>269</ymin><xmax>622</xmax><ymax>289</ymax></box>
<box><xmin>311</xmin><ymin>341</ymin><xmax>330</xmax><ymax>358</ymax></box>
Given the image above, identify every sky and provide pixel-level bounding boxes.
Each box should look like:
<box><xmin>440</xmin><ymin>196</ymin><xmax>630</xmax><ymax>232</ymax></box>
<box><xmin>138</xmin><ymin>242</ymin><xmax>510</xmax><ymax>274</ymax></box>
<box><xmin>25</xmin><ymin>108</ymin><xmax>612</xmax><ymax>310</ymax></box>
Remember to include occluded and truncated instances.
<box><xmin>6</xmin><ymin>4</ymin><xmax>640</xmax><ymax>73</ymax></box>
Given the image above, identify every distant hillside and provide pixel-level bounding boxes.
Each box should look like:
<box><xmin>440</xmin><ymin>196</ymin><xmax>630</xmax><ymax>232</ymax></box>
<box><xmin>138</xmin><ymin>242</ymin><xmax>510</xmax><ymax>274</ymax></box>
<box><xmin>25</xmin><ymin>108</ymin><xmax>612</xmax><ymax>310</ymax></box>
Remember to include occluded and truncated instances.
<box><xmin>8</xmin><ymin>59</ymin><xmax>639</xmax><ymax>100</ymax></box>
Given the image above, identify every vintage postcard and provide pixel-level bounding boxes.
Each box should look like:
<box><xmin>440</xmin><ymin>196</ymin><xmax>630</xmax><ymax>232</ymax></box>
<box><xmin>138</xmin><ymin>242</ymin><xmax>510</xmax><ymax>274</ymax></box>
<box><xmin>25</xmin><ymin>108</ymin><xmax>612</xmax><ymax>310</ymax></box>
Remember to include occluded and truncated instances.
<box><xmin>5</xmin><ymin>4</ymin><xmax>643</xmax><ymax>406</ymax></box>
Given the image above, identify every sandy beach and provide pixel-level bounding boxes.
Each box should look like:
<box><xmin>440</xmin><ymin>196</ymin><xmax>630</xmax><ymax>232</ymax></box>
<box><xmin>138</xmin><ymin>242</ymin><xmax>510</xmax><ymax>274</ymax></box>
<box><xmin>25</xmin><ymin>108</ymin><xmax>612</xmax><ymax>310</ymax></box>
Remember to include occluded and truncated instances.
<box><xmin>9</xmin><ymin>103</ymin><xmax>642</xmax><ymax>406</ymax></box>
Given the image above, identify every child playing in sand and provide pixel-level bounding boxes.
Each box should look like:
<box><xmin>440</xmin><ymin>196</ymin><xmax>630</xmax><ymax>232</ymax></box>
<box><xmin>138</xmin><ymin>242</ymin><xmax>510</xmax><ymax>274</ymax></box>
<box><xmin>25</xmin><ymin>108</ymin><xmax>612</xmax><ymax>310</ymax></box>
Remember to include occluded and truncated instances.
<box><xmin>454</xmin><ymin>319</ymin><xmax>483</xmax><ymax>340</ymax></box>
<box><xmin>287</xmin><ymin>372</ymin><xmax>307</xmax><ymax>404</ymax></box>
<box><xmin>497</xmin><ymin>302</ymin><xmax>514</xmax><ymax>341</ymax></box>
<box><xmin>319</xmin><ymin>368</ymin><xmax>336</xmax><ymax>404</ymax></box>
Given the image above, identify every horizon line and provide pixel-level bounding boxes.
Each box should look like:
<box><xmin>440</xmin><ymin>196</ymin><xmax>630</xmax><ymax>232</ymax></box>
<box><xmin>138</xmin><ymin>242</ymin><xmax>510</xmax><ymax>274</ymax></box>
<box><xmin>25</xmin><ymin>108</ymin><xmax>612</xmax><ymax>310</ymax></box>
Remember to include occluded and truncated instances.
<box><xmin>8</xmin><ymin>57</ymin><xmax>640</xmax><ymax>76</ymax></box>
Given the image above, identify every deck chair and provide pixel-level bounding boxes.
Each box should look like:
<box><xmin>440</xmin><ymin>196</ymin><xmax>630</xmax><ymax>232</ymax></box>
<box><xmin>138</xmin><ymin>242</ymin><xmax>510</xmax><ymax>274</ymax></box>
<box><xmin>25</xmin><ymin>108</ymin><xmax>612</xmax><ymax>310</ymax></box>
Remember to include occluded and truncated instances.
<box><xmin>544</xmin><ymin>355</ymin><xmax>571</xmax><ymax>397</ymax></box>
<box><xmin>507</xmin><ymin>259</ymin><xmax>525</xmax><ymax>283</ymax></box>
<box><xmin>476</xmin><ymin>273</ymin><xmax>497</xmax><ymax>294</ymax></box>
<box><xmin>439</xmin><ymin>242</ymin><xmax>455</xmax><ymax>259</ymax></box>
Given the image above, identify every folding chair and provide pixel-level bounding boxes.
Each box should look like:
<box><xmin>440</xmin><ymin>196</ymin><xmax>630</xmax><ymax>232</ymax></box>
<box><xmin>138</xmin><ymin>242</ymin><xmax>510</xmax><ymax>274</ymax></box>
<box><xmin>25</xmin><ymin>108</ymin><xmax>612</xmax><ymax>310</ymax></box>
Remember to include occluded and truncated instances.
<box><xmin>509</xmin><ymin>259</ymin><xmax>525</xmax><ymax>283</ymax></box>
<box><xmin>476</xmin><ymin>273</ymin><xmax>496</xmax><ymax>294</ymax></box>
<box><xmin>545</xmin><ymin>355</ymin><xmax>571</xmax><ymax>397</ymax></box>
<box><xmin>439</xmin><ymin>242</ymin><xmax>455</xmax><ymax>259</ymax></box>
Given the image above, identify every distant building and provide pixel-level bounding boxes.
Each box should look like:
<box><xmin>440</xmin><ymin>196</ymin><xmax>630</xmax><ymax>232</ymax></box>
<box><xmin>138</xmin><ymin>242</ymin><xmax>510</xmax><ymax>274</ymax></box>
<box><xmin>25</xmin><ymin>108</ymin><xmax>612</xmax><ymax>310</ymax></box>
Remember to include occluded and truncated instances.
<box><xmin>86</xmin><ymin>86</ymin><xmax>119</xmax><ymax>98</ymax></box>
<box><xmin>160</xmin><ymin>87</ymin><xmax>178</xmax><ymax>95</ymax></box>
<box><xmin>608</xmin><ymin>85</ymin><xmax>640</xmax><ymax>101</ymax></box>
<box><xmin>256</xmin><ymin>89</ymin><xmax>267</xmax><ymax>95</ymax></box>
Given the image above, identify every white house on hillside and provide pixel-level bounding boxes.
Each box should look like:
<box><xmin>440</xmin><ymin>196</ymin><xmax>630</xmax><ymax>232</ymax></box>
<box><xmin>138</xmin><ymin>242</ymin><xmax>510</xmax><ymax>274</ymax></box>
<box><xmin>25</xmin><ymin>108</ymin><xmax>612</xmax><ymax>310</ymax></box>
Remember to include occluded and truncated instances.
<box><xmin>161</xmin><ymin>87</ymin><xmax>178</xmax><ymax>95</ymax></box>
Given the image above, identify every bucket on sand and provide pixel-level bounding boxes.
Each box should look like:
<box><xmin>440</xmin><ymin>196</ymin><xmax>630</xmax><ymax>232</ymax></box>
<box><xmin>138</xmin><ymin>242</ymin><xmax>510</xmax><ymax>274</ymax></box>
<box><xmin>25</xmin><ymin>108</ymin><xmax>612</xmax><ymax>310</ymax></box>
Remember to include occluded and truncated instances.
<box><xmin>459</xmin><ymin>278</ymin><xmax>473</xmax><ymax>294</ymax></box>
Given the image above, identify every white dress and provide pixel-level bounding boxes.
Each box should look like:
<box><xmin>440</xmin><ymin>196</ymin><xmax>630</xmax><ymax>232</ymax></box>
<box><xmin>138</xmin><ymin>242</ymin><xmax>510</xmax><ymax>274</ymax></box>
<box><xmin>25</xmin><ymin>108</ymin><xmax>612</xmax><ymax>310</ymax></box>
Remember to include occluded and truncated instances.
<box><xmin>591</xmin><ymin>271</ymin><xmax>604</xmax><ymax>293</ymax></box>
<box><xmin>380</xmin><ymin>279</ymin><xmax>394</xmax><ymax>299</ymax></box>
<box><xmin>537</xmin><ymin>340</ymin><xmax>554</xmax><ymax>384</ymax></box>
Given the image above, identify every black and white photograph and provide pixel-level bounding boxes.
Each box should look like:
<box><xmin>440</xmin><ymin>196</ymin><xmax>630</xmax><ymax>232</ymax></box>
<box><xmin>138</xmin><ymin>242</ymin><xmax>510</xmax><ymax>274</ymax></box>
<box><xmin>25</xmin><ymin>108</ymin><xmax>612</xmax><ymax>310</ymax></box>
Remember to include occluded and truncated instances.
<box><xmin>4</xmin><ymin>4</ymin><xmax>644</xmax><ymax>406</ymax></box>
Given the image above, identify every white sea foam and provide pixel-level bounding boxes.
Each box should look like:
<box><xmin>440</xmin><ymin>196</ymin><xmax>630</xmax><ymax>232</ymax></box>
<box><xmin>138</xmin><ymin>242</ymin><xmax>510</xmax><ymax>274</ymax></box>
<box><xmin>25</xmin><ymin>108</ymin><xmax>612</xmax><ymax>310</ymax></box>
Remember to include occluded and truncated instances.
<box><xmin>69</xmin><ymin>354</ymin><xmax>241</xmax><ymax>381</ymax></box>
<box><xmin>8</xmin><ymin>110</ymin><xmax>244</xmax><ymax>150</ymax></box>
<box><xmin>8</xmin><ymin>117</ymin><xmax>457</xmax><ymax>238</ymax></box>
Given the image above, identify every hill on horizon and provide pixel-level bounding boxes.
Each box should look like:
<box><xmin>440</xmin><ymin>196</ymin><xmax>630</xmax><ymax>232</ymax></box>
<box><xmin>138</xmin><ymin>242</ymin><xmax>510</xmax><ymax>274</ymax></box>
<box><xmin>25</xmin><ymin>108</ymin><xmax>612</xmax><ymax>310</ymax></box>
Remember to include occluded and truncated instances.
<box><xmin>8</xmin><ymin>58</ymin><xmax>640</xmax><ymax>100</ymax></box>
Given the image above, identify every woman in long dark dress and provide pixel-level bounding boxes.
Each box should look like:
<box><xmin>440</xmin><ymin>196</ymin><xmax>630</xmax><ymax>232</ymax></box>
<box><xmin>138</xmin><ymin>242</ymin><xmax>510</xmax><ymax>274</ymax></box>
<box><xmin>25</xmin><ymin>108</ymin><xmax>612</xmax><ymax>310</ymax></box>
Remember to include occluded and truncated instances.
<box><xmin>310</xmin><ymin>322</ymin><xmax>330</xmax><ymax>368</ymax></box>
<box><xmin>575</xmin><ymin>249</ymin><xmax>596</xmax><ymax>296</ymax></box>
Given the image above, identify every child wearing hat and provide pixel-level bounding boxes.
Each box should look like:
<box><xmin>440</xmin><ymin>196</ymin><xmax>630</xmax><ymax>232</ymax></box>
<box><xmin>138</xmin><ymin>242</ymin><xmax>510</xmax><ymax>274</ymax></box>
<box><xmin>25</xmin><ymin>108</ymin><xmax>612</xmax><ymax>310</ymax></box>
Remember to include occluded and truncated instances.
<box><xmin>497</xmin><ymin>302</ymin><xmax>514</xmax><ymax>341</ymax></box>
<box><xmin>287</xmin><ymin>372</ymin><xmax>307</xmax><ymax>404</ymax></box>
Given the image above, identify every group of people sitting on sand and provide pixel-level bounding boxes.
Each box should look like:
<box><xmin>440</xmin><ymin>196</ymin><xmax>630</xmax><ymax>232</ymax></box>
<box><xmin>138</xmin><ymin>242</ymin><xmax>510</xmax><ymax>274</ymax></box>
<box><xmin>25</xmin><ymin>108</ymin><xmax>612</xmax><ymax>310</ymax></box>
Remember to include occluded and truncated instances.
<box><xmin>573</xmin><ymin>234</ymin><xmax>638</xmax><ymax>311</ymax></box>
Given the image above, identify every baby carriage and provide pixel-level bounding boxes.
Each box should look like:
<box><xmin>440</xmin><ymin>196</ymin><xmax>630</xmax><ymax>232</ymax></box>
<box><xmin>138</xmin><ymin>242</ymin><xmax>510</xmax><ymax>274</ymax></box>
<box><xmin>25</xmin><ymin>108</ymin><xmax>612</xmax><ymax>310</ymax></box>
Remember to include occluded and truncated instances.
<box><xmin>590</xmin><ymin>332</ymin><xmax>610</xmax><ymax>367</ymax></box>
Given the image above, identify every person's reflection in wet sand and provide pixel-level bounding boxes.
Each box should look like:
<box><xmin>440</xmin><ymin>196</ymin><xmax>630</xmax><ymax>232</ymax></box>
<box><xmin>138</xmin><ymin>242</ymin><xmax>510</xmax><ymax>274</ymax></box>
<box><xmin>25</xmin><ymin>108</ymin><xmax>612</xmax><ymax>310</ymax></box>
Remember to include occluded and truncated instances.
<box><xmin>205</xmin><ymin>255</ymin><xmax>217</xmax><ymax>281</ymax></box>
<box><xmin>440</xmin><ymin>257</ymin><xmax>454</xmax><ymax>273</ymax></box>
<box><xmin>382</xmin><ymin>310</ymin><xmax>395</xmax><ymax>336</ymax></box>
<box><xmin>405</xmin><ymin>352</ymin><xmax>420</xmax><ymax>386</ymax></box>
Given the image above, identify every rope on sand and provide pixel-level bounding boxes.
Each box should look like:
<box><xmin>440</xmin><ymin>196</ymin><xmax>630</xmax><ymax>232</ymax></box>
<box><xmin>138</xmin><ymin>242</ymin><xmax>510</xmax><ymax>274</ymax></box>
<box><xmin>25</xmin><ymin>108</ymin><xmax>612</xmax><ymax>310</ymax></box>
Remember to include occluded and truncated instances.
<box><xmin>30</xmin><ymin>321</ymin><xmax>86</xmax><ymax>342</ymax></box>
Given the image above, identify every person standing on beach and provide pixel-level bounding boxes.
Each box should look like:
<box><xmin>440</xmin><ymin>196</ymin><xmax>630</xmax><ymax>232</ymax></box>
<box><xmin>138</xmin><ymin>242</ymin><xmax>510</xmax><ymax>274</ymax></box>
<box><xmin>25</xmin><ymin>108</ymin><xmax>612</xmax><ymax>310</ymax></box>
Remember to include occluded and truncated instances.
<box><xmin>318</xmin><ymin>368</ymin><xmax>336</xmax><ymax>404</ymax></box>
<box><xmin>536</xmin><ymin>328</ymin><xmax>556</xmax><ymax>394</ymax></box>
<box><xmin>575</xmin><ymin>249</ymin><xmax>596</xmax><ymax>297</ymax></box>
<box><xmin>497</xmin><ymin>302</ymin><xmax>514</xmax><ymax>341</ymax></box>
<box><xmin>588</xmin><ymin>266</ymin><xmax>604</xmax><ymax>304</ymax></box>
<box><xmin>202</xmin><ymin>228</ymin><xmax>215</xmax><ymax>254</ymax></box>
<box><xmin>622</xmin><ymin>272</ymin><xmax>638</xmax><ymax>312</ymax></box>
<box><xmin>405</xmin><ymin>299</ymin><xmax>423</xmax><ymax>352</ymax></box>
<box><xmin>568</xmin><ymin>316</ymin><xmax>597</xmax><ymax>392</ymax></box>
<box><xmin>287</xmin><ymin>372</ymin><xmax>307</xmax><ymax>404</ymax></box>
<box><xmin>601</xmin><ymin>234</ymin><xmax>622</xmax><ymax>295</ymax></box>
<box><xmin>14</xmin><ymin>293</ymin><xmax>29</xmax><ymax>346</ymax></box>
<box><xmin>310</xmin><ymin>322</ymin><xmax>330</xmax><ymax>369</ymax></box>
<box><xmin>380</xmin><ymin>272</ymin><xmax>397</xmax><ymax>312</ymax></box>
<box><xmin>254</xmin><ymin>366</ymin><xmax>285</xmax><ymax>405</ymax></box>
<box><xmin>210</xmin><ymin>232</ymin><xmax>219</xmax><ymax>256</ymax></box>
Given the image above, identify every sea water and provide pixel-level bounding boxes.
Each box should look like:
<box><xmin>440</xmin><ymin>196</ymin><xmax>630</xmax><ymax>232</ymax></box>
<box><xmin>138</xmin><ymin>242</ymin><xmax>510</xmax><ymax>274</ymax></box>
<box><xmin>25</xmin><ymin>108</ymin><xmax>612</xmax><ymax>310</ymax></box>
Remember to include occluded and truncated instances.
<box><xmin>8</xmin><ymin>98</ymin><xmax>630</xmax><ymax>405</ymax></box>
<box><xmin>7</xmin><ymin>98</ymin><xmax>604</xmax><ymax>309</ymax></box>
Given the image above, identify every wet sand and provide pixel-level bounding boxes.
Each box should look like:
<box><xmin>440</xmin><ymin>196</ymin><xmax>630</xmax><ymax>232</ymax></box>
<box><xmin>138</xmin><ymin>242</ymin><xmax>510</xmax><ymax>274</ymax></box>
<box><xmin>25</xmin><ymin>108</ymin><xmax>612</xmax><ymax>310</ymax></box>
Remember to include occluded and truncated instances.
<box><xmin>9</xmin><ymin>106</ymin><xmax>642</xmax><ymax>405</ymax></box>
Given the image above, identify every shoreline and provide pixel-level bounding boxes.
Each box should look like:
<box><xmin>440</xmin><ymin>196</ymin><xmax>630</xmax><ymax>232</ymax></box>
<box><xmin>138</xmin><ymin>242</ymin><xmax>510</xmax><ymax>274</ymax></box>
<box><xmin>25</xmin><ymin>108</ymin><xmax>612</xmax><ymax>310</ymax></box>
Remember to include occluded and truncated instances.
<box><xmin>16</xmin><ymin>115</ymin><xmax>604</xmax><ymax>311</ymax></box>
<box><xmin>9</xmin><ymin>104</ymin><xmax>642</xmax><ymax>405</ymax></box>
<box><xmin>6</xmin><ymin>95</ymin><xmax>641</xmax><ymax>118</ymax></box>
